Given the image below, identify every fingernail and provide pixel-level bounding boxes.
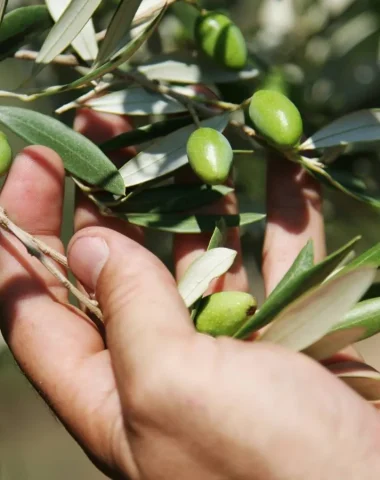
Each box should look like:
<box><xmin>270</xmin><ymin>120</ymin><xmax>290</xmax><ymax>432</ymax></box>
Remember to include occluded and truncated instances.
<box><xmin>69</xmin><ymin>236</ymin><xmax>109</xmax><ymax>291</ymax></box>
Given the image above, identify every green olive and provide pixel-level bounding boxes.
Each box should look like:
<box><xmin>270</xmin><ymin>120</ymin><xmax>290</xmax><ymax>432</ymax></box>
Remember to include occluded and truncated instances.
<box><xmin>186</xmin><ymin>127</ymin><xmax>233</xmax><ymax>185</ymax></box>
<box><xmin>249</xmin><ymin>90</ymin><xmax>303</xmax><ymax>149</ymax></box>
<box><xmin>194</xmin><ymin>12</ymin><xmax>247</xmax><ymax>70</ymax></box>
<box><xmin>195</xmin><ymin>291</ymin><xmax>257</xmax><ymax>337</ymax></box>
<box><xmin>0</xmin><ymin>132</ymin><xmax>12</xmax><ymax>176</ymax></box>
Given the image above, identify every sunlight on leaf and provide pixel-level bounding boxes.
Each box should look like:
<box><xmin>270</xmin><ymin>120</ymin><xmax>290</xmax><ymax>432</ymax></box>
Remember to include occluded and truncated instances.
<box><xmin>45</xmin><ymin>0</ymin><xmax>98</xmax><ymax>61</ymax></box>
<box><xmin>178</xmin><ymin>248</ymin><xmax>237</xmax><ymax>307</ymax></box>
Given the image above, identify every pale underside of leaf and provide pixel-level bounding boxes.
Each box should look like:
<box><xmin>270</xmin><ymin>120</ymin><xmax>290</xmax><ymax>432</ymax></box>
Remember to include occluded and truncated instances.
<box><xmin>34</xmin><ymin>5</ymin><xmax>165</xmax><ymax>98</ymax></box>
<box><xmin>119</xmin><ymin>113</ymin><xmax>230</xmax><ymax>187</ymax></box>
<box><xmin>45</xmin><ymin>0</ymin><xmax>98</xmax><ymax>61</ymax></box>
<box><xmin>178</xmin><ymin>248</ymin><xmax>237</xmax><ymax>308</ymax></box>
<box><xmin>329</xmin><ymin>361</ymin><xmax>380</xmax><ymax>401</ymax></box>
<box><xmin>302</xmin><ymin>326</ymin><xmax>366</xmax><ymax>361</ymax></box>
<box><xmin>36</xmin><ymin>0</ymin><xmax>102</xmax><ymax>71</ymax></box>
<box><xmin>138</xmin><ymin>52</ymin><xmax>260</xmax><ymax>84</ymax></box>
<box><xmin>94</xmin><ymin>0</ymin><xmax>144</xmax><ymax>67</ymax></box>
<box><xmin>300</xmin><ymin>109</ymin><xmax>380</xmax><ymax>150</ymax></box>
<box><xmin>85</xmin><ymin>86</ymin><xmax>186</xmax><ymax>116</ymax></box>
<box><xmin>133</xmin><ymin>0</ymin><xmax>172</xmax><ymax>26</ymax></box>
<box><xmin>259</xmin><ymin>266</ymin><xmax>376</xmax><ymax>352</ymax></box>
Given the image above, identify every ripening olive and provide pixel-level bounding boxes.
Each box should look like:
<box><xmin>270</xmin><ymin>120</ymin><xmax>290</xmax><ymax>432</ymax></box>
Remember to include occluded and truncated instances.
<box><xmin>249</xmin><ymin>90</ymin><xmax>303</xmax><ymax>149</ymax></box>
<box><xmin>186</xmin><ymin>127</ymin><xmax>233</xmax><ymax>185</ymax></box>
<box><xmin>195</xmin><ymin>291</ymin><xmax>257</xmax><ymax>337</ymax></box>
<box><xmin>0</xmin><ymin>132</ymin><xmax>12</xmax><ymax>176</ymax></box>
<box><xmin>194</xmin><ymin>12</ymin><xmax>247</xmax><ymax>70</ymax></box>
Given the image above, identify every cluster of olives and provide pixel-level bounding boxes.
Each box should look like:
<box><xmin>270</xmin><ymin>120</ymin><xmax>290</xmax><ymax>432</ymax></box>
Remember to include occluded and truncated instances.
<box><xmin>187</xmin><ymin>90</ymin><xmax>303</xmax><ymax>187</ymax></box>
<box><xmin>186</xmin><ymin>91</ymin><xmax>303</xmax><ymax>336</ymax></box>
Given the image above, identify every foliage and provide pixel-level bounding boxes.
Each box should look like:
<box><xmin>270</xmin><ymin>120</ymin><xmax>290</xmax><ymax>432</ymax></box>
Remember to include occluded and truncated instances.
<box><xmin>0</xmin><ymin>0</ymin><xmax>379</xmax><ymax>410</ymax></box>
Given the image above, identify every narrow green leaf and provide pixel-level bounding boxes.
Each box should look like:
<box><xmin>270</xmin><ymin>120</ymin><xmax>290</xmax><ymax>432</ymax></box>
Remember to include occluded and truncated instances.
<box><xmin>138</xmin><ymin>51</ymin><xmax>260</xmax><ymax>84</ymax></box>
<box><xmin>300</xmin><ymin>110</ymin><xmax>380</xmax><ymax>151</ymax></box>
<box><xmin>45</xmin><ymin>0</ymin><xmax>98</xmax><ymax>61</ymax></box>
<box><xmin>85</xmin><ymin>86</ymin><xmax>188</xmax><ymax>116</ymax></box>
<box><xmin>303</xmin><ymin>327</ymin><xmax>366</xmax><ymax>361</ymax></box>
<box><xmin>259</xmin><ymin>266</ymin><xmax>376</xmax><ymax>352</ymax></box>
<box><xmin>119</xmin><ymin>113</ymin><xmax>230</xmax><ymax>187</ymax></box>
<box><xmin>332</xmin><ymin>298</ymin><xmax>380</xmax><ymax>341</ymax></box>
<box><xmin>346</xmin><ymin>242</ymin><xmax>380</xmax><ymax>269</ymax></box>
<box><xmin>0</xmin><ymin>0</ymin><xmax>8</xmax><ymax>24</ymax></box>
<box><xmin>47</xmin><ymin>4</ymin><xmax>166</xmax><ymax>96</ymax></box>
<box><xmin>114</xmin><ymin>184</ymin><xmax>233</xmax><ymax>213</ymax></box>
<box><xmin>178</xmin><ymin>248</ymin><xmax>237</xmax><ymax>307</ymax></box>
<box><xmin>124</xmin><ymin>212</ymin><xmax>265</xmax><ymax>233</ymax></box>
<box><xmin>207</xmin><ymin>219</ymin><xmax>227</xmax><ymax>250</ymax></box>
<box><xmin>35</xmin><ymin>0</ymin><xmax>101</xmax><ymax>73</ymax></box>
<box><xmin>0</xmin><ymin>106</ymin><xmax>124</xmax><ymax>195</ymax></box>
<box><xmin>94</xmin><ymin>0</ymin><xmax>144</xmax><ymax>67</ymax></box>
<box><xmin>269</xmin><ymin>240</ymin><xmax>314</xmax><ymax>297</ymax></box>
<box><xmin>329</xmin><ymin>361</ymin><xmax>380</xmax><ymax>402</ymax></box>
<box><xmin>100</xmin><ymin>116</ymin><xmax>193</xmax><ymax>152</ymax></box>
<box><xmin>0</xmin><ymin>6</ymin><xmax>52</xmax><ymax>61</ymax></box>
<box><xmin>302</xmin><ymin>161</ymin><xmax>380</xmax><ymax>209</ymax></box>
<box><xmin>234</xmin><ymin>237</ymin><xmax>361</xmax><ymax>339</ymax></box>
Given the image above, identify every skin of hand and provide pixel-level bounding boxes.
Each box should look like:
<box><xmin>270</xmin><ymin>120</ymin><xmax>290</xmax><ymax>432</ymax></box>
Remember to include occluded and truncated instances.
<box><xmin>0</xmin><ymin>111</ymin><xmax>379</xmax><ymax>480</ymax></box>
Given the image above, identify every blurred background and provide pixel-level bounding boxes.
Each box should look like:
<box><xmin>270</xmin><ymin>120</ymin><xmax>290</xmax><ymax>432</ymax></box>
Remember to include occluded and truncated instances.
<box><xmin>0</xmin><ymin>0</ymin><xmax>379</xmax><ymax>478</ymax></box>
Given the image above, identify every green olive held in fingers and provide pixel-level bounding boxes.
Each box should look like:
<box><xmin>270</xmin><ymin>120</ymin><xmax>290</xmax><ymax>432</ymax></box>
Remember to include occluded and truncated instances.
<box><xmin>194</xmin><ymin>12</ymin><xmax>247</xmax><ymax>70</ymax></box>
<box><xmin>249</xmin><ymin>90</ymin><xmax>303</xmax><ymax>149</ymax></box>
<box><xmin>195</xmin><ymin>291</ymin><xmax>257</xmax><ymax>337</ymax></box>
<box><xmin>0</xmin><ymin>132</ymin><xmax>12</xmax><ymax>176</ymax></box>
<box><xmin>186</xmin><ymin>127</ymin><xmax>233</xmax><ymax>185</ymax></box>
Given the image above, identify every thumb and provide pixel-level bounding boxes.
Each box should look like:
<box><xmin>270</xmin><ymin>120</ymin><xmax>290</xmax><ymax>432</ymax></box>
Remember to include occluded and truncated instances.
<box><xmin>68</xmin><ymin>227</ymin><xmax>194</xmax><ymax>382</ymax></box>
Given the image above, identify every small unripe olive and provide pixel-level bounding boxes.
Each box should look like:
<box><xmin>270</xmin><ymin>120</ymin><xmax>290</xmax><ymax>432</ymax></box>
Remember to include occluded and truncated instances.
<box><xmin>0</xmin><ymin>132</ymin><xmax>12</xmax><ymax>176</ymax></box>
<box><xmin>194</xmin><ymin>12</ymin><xmax>247</xmax><ymax>70</ymax></box>
<box><xmin>195</xmin><ymin>291</ymin><xmax>257</xmax><ymax>337</ymax></box>
<box><xmin>186</xmin><ymin>127</ymin><xmax>233</xmax><ymax>185</ymax></box>
<box><xmin>249</xmin><ymin>90</ymin><xmax>303</xmax><ymax>149</ymax></box>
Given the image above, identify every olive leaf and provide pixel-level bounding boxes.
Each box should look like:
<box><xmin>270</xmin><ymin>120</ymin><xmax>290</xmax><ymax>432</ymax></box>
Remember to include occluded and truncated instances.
<box><xmin>234</xmin><ymin>237</ymin><xmax>361</xmax><ymax>339</ymax></box>
<box><xmin>302</xmin><ymin>327</ymin><xmax>366</xmax><ymax>361</ymax></box>
<box><xmin>269</xmin><ymin>240</ymin><xmax>314</xmax><ymax>297</ymax></box>
<box><xmin>35</xmin><ymin>0</ymin><xmax>102</xmax><ymax>72</ymax></box>
<box><xmin>207</xmin><ymin>219</ymin><xmax>227</xmax><ymax>250</ymax></box>
<box><xmin>123</xmin><ymin>212</ymin><xmax>265</xmax><ymax>233</ymax></box>
<box><xmin>133</xmin><ymin>0</ymin><xmax>170</xmax><ymax>26</ymax></box>
<box><xmin>114</xmin><ymin>184</ymin><xmax>233</xmax><ymax>213</ymax></box>
<box><xmin>45</xmin><ymin>0</ymin><xmax>98</xmax><ymax>61</ymax></box>
<box><xmin>119</xmin><ymin>113</ymin><xmax>230</xmax><ymax>187</ymax></box>
<box><xmin>84</xmin><ymin>86</ymin><xmax>188</xmax><ymax>116</ymax></box>
<box><xmin>100</xmin><ymin>116</ymin><xmax>193</xmax><ymax>152</ymax></box>
<box><xmin>328</xmin><ymin>361</ymin><xmax>380</xmax><ymax>402</ymax></box>
<box><xmin>138</xmin><ymin>51</ymin><xmax>260</xmax><ymax>84</ymax></box>
<box><xmin>178</xmin><ymin>247</ymin><xmax>237</xmax><ymax>307</ymax></box>
<box><xmin>0</xmin><ymin>106</ymin><xmax>125</xmax><ymax>195</ymax></box>
<box><xmin>303</xmin><ymin>297</ymin><xmax>380</xmax><ymax>360</ymax></box>
<box><xmin>94</xmin><ymin>0</ymin><xmax>144</xmax><ymax>67</ymax></box>
<box><xmin>45</xmin><ymin>5</ymin><xmax>165</xmax><ymax>96</ymax></box>
<box><xmin>0</xmin><ymin>6</ymin><xmax>52</xmax><ymax>61</ymax></box>
<box><xmin>259</xmin><ymin>266</ymin><xmax>376</xmax><ymax>352</ymax></box>
<box><xmin>0</xmin><ymin>0</ymin><xmax>8</xmax><ymax>24</ymax></box>
<box><xmin>301</xmin><ymin>161</ymin><xmax>380</xmax><ymax>209</ymax></box>
<box><xmin>344</xmin><ymin>241</ymin><xmax>380</xmax><ymax>269</ymax></box>
<box><xmin>300</xmin><ymin>109</ymin><xmax>380</xmax><ymax>151</ymax></box>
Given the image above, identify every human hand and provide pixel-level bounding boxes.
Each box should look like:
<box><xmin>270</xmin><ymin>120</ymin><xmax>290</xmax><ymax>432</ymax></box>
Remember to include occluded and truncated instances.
<box><xmin>0</xmin><ymin>111</ymin><xmax>379</xmax><ymax>480</ymax></box>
